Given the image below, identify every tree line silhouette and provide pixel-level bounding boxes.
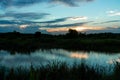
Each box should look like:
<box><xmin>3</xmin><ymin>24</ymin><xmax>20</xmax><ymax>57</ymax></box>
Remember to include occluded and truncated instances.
<box><xmin>0</xmin><ymin>29</ymin><xmax>120</xmax><ymax>53</ymax></box>
<box><xmin>0</xmin><ymin>29</ymin><xmax>120</xmax><ymax>39</ymax></box>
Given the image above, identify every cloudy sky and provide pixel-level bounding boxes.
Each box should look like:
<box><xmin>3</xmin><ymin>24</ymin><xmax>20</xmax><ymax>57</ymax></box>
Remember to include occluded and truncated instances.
<box><xmin>0</xmin><ymin>0</ymin><xmax>120</xmax><ymax>34</ymax></box>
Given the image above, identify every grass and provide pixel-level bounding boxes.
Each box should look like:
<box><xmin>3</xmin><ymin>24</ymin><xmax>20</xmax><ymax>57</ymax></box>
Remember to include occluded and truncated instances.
<box><xmin>0</xmin><ymin>62</ymin><xmax>120</xmax><ymax>80</ymax></box>
<box><xmin>0</xmin><ymin>37</ymin><xmax>120</xmax><ymax>53</ymax></box>
<box><xmin>0</xmin><ymin>32</ymin><xmax>120</xmax><ymax>53</ymax></box>
<box><xmin>0</xmin><ymin>30</ymin><xmax>120</xmax><ymax>53</ymax></box>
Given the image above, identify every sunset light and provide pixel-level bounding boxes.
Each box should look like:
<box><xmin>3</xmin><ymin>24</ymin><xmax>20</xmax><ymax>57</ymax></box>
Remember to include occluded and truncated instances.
<box><xmin>0</xmin><ymin>0</ymin><xmax>120</xmax><ymax>33</ymax></box>
<box><xmin>0</xmin><ymin>0</ymin><xmax>120</xmax><ymax>80</ymax></box>
<box><xmin>70</xmin><ymin>52</ymin><xmax>88</xmax><ymax>59</ymax></box>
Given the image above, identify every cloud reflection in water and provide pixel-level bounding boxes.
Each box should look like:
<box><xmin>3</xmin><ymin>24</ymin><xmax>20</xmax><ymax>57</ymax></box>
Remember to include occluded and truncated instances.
<box><xmin>70</xmin><ymin>52</ymin><xmax>88</xmax><ymax>59</ymax></box>
<box><xmin>0</xmin><ymin>49</ymin><xmax>120</xmax><ymax>69</ymax></box>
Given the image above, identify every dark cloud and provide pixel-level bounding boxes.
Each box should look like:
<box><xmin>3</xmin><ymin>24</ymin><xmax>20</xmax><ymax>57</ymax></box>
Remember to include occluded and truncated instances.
<box><xmin>0</xmin><ymin>19</ymin><xmax>92</xmax><ymax>33</ymax></box>
<box><xmin>85</xmin><ymin>28</ymin><xmax>120</xmax><ymax>34</ymax></box>
<box><xmin>0</xmin><ymin>12</ymin><xmax>50</xmax><ymax>20</ymax></box>
<box><xmin>0</xmin><ymin>13</ymin><xmax>91</xmax><ymax>33</ymax></box>
<box><xmin>38</xmin><ymin>17</ymin><xmax>68</xmax><ymax>24</ymax></box>
<box><xmin>101</xmin><ymin>20</ymin><xmax>120</xmax><ymax>24</ymax></box>
<box><xmin>0</xmin><ymin>17</ymin><xmax>67</xmax><ymax>25</ymax></box>
<box><xmin>0</xmin><ymin>25</ymin><xmax>40</xmax><ymax>33</ymax></box>
<box><xmin>42</xmin><ymin>21</ymin><xmax>92</xmax><ymax>28</ymax></box>
<box><xmin>0</xmin><ymin>0</ymin><xmax>94</xmax><ymax>8</ymax></box>
<box><xmin>0</xmin><ymin>26</ymin><xmax>19</xmax><ymax>33</ymax></box>
<box><xmin>0</xmin><ymin>14</ymin><xmax>69</xmax><ymax>25</ymax></box>
<box><xmin>51</xmin><ymin>0</ymin><xmax>94</xmax><ymax>7</ymax></box>
<box><xmin>34</xmin><ymin>16</ymin><xmax>88</xmax><ymax>24</ymax></box>
<box><xmin>0</xmin><ymin>20</ymin><xmax>18</xmax><ymax>24</ymax></box>
<box><xmin>94</xmin><ymin>20</ymin><xmax>120</xmax><ymax>24</ymax></box>
<box><xmin>0</xmin><ymin>15</ymin><xmax>89</xmax><ymax>26</ymax></box>
<box><xmin>0</xmin><ymin>0</ymin><xmax>45</xmax><ymax>8</ymax></box>
<box><xmin>0</xmin><ymin>19</ymin><xmax>36</xmax><ymax>25</ymax></box>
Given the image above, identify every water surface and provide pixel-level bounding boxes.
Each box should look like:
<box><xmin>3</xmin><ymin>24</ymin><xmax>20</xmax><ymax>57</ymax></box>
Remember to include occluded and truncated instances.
<box><xmin>0</xmin><ymin>49</ymin><xmax>120</xmax><ymax>69</ymax></box>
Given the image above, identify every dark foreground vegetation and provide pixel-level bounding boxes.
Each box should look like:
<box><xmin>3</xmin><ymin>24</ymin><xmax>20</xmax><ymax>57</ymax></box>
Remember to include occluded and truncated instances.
<box><xmin>0</xmin><ymin>62</ymin><xmax>120</xmax><ymax>80</ymax></box>
<box><xmin>0</xmin><ymin>29</ymin><xmax>120</xmax><ymax>53</ymax></box>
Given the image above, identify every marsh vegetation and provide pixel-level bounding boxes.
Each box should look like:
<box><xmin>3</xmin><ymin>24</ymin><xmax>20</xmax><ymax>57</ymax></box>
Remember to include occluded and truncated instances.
<box><xmin>0</xmin><ymin>29</ymin><xmax>120</xmax><ymax>53</ymax></box>
<box><xmin>0</xmin><ymin>62</ymin><xmax>120</xmax><ymax>80</ymax></box>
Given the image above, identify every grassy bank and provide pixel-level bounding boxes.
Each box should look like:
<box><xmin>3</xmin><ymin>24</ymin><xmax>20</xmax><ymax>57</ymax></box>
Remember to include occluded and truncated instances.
<box><xmin>0</xmin><ymin>32</ymin><xmax>120</xmax><ymax>53</ymax></box>
<box><xmin>0</xmin><ymin>62</ymin><xmax>120</xmax><ymax>80</ymax></box>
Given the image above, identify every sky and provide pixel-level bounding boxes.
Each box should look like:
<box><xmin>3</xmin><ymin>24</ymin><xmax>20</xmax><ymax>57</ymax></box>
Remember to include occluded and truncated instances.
<box><xmin>0</xmin><ymin>0</ymin><xmax>120</xmax><ymax>34</ymax></box>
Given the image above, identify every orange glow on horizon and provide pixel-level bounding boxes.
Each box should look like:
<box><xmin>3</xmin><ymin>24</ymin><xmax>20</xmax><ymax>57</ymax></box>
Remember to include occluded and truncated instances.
<box><xmin>72</xmin><ymin>27</ymin><xmax>86</xmax><ymax>31</ymax></box>
<box><xmin>46</xmin><ymin>27</ymin><xmax>69</xmax><ymax>32</ymax></box>
<box><xmin>45</xmin><ymin>25</ymin><xmax>107</xmax><ymax>33</ymax></box>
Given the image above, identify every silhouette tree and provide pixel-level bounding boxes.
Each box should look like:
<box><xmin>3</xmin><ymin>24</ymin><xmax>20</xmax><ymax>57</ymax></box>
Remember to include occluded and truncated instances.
<box><xmin>8</xmin><ymin>30</ymin><xmax>21</xmax><ymax>38</ymax></box>
<box><xmin>66</xmin><ymin>29</ymin><xmax>79</xmax><ymax>38</ymax></box>
<box><xmin>34</xmin><ymin>31</ymin><xmax>41</xmax><ymax>38</ymax></box>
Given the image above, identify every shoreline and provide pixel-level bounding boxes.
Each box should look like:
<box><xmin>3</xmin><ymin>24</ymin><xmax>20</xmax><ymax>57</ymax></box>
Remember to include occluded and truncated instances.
<box><xmin>0</xmin><ymin>32</ymin><xmax>120</xmax><ymax>53</ymax></box>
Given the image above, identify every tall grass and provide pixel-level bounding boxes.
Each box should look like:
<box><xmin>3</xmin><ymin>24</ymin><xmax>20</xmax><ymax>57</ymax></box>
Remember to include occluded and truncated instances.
<box><xmin>0</xmin><ymin>62</ymin><xmax>120</xmax><ymax>80</ymax></box>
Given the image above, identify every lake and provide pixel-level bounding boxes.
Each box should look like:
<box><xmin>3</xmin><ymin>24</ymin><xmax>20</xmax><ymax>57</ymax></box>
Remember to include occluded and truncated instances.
<box><xmin>0</xmin><ymin>49</ymin><xmax>120</xmax><ymax>71</ymax></box>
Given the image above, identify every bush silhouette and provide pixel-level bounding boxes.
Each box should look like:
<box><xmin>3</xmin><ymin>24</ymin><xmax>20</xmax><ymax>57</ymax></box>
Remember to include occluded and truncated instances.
<box><xmin>66</xmin><ymin>29</ymin><xmax>79</xmax><ymax>38</ymax></box>
<box><xmin>34</xmin><ymin>31</ymin><xmax>41</xmax><ymax>38</ymax></box>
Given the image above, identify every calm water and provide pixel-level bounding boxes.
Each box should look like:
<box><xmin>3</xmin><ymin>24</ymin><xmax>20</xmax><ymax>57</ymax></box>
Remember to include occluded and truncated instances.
<box><xmin>0</xmin><ymin>49</ymin><xmax>120</xmax><ymax>69</ymax></box>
